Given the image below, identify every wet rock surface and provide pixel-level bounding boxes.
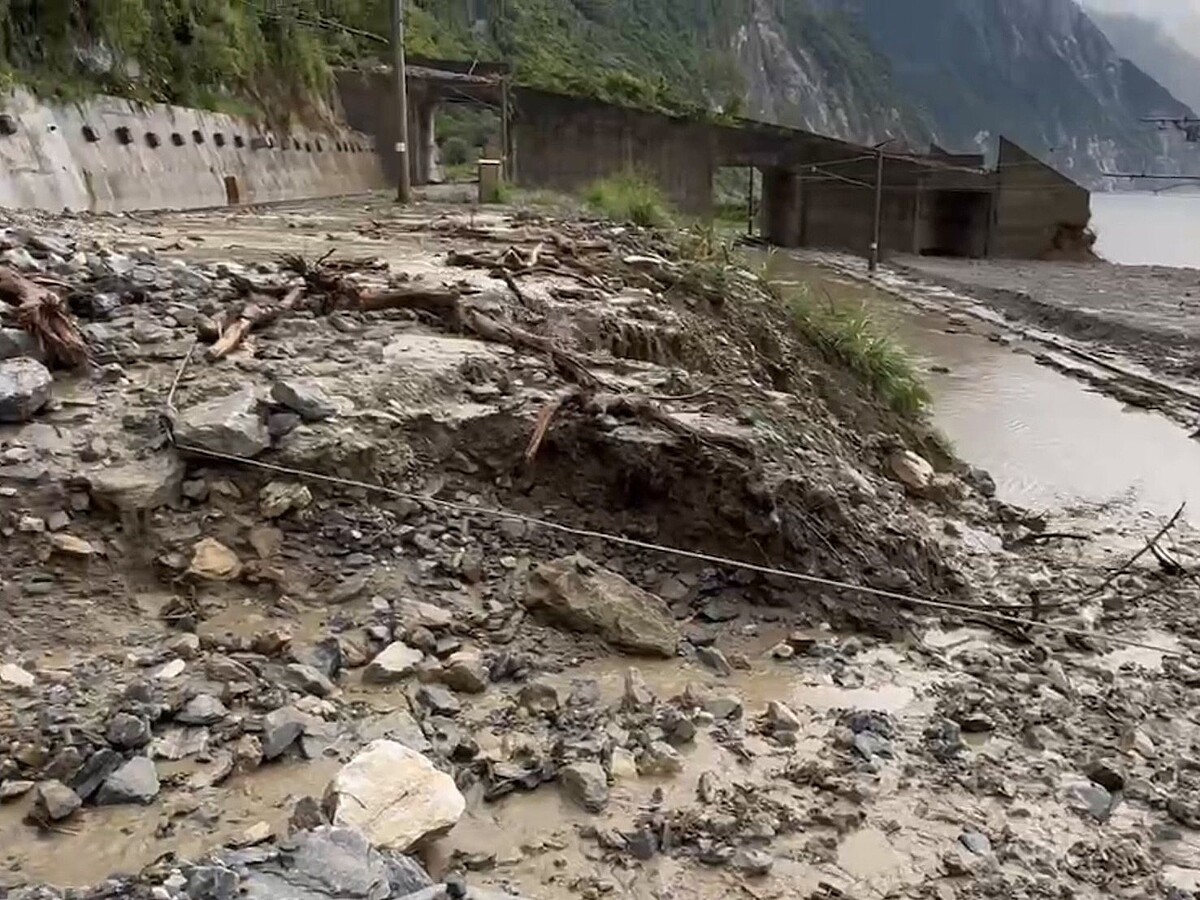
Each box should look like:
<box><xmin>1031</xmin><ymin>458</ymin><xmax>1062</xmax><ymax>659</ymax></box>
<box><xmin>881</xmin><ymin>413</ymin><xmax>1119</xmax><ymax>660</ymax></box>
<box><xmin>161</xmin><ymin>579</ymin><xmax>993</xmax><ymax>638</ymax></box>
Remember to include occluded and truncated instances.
<box><xmin>0</xmin><ymin>197</ymin><xmax>1198</xmax><ymax>900</ymax></box>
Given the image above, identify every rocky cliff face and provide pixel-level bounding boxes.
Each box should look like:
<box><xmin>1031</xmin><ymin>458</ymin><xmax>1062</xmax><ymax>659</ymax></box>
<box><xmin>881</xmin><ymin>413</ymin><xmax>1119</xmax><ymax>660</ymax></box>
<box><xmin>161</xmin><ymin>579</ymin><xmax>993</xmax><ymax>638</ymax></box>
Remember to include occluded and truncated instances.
<box><xmin>731</xmin><ymin>0</ymin><xmax>931</xmax><ymax>147</ymax></box>
<box><xmin>729</xmin><ymin>0</ymin><xmax>1195</xmax><ymax>185</ymax></box>
<box><xmin>1089</xmin><ymin>10</ymin><xmax>1200</xmax><ymax>114</ymax></box>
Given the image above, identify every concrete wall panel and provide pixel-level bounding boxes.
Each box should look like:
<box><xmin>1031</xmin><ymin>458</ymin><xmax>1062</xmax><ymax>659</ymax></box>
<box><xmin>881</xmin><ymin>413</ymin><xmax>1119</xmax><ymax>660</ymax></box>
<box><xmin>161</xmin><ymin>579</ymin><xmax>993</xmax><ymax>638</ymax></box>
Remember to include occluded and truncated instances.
<box><xmin>512</xmin><ymin>90</ymin><xmax>717</xmax><ymax>215</ymax></box>
<box><xmin>0</xmin><ymin>89</ymin><xmax>385</xmax><ymax>213</ymax></box>
<box><xmin>992</xmin><ymin>137</ymin><xmax>1091</xmax><ymax>258</ymax></box>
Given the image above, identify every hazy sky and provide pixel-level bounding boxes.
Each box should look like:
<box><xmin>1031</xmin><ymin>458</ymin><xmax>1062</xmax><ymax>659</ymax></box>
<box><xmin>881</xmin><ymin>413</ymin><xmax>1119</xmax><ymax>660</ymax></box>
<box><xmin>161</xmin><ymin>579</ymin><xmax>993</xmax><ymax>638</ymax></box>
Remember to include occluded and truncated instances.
<box><xmin>1081</xmin><ymin>0</ymin><xmax>1200</xmax><ymax>27</ymax></box>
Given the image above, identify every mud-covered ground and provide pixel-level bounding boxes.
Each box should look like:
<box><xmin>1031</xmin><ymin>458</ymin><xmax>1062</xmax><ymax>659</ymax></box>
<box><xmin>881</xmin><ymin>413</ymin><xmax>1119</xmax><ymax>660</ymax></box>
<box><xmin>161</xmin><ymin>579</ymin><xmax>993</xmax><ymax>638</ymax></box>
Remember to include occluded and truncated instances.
<box><xmin>2</xmin><ymin>194</ymin><xmax>1200</xmax><ymax>900</ymax></box>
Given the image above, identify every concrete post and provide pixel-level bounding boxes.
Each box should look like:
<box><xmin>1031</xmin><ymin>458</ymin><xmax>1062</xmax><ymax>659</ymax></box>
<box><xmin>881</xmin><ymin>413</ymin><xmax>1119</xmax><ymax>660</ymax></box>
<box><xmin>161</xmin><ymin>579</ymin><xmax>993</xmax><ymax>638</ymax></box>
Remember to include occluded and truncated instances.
<box><xmin>762</xmin><ymin>167</ymin><xmax>803</xmax><ymax>247</ymax></box>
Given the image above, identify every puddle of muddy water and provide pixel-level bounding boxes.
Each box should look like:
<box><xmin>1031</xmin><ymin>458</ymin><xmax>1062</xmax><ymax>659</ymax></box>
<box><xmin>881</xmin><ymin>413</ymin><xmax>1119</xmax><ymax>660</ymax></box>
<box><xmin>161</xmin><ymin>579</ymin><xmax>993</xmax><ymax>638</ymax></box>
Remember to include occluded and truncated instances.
<box><xmin>751</xmin><ymin>252</ymin><xmax>1200</xmax><ymax>521</ymax></box>
<box><xmin>0</xmin><ymin>758</ymin><xmax>341</xmax><ymax>888</ymax></box>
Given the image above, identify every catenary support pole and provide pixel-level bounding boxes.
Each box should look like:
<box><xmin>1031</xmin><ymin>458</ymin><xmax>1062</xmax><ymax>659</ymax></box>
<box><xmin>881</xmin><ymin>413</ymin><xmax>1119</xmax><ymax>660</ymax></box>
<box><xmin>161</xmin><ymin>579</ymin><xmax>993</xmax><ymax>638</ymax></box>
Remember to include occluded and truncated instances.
<box><xmin>869</xmin><ymin>146</ymin><xmax>884</xmax><ymax>272</ymax></box>
<box><xmin>392</xmin><ymin>0</ymin><xmax>412</xmax><ymax>204</ymax></box>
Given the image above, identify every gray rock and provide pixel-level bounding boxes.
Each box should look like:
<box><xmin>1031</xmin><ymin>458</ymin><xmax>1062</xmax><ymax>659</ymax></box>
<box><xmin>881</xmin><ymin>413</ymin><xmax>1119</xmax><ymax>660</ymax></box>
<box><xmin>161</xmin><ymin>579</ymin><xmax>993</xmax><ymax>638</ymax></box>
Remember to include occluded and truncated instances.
<box><xmin>239</xmin><ymin>827</ymin><xmax>390</xmax><ymax>900</ymax></box>
<box><xmin>262</xmin><ymin>706</ymin><xmax>308</xmax><ymax>760</ymax></box>
<box><xmin>0</xmin><ymin>358</ymin><xmax>52</xmax><ymax>423</ymax></box>
<box><xmin>621</xmin><ymin>667</ymin><xmax>655</xmax><ymax>712</ymax></box>
<box><xmin>731</xmin><ymin>848</ymin><xmax>774</xmax><ymax>876</ymax></box>
<box><xmin>383</xmin><ymin>853</ymin><xmax>434</xmax><ymax>896</ymax></box>
<box><xmin>704</xmin><ymin>695</ymin><xmax>743</xmax><ymax>720</ymax></box>
<box><xmin>440</xmin><ymin>650</ymin><xmax>488</xmax><ymax>694</ymax></box>
<box><xmin>290</xmin><ymin>795</ymin><xmax>328</xmax><ymax>832</ymax></box>
<box><xmin>766</xmin><ymin>700</ymin><xmax>801</xmax><ymax>732</ymax></box>
<box><xmin>96</xmin><ymin>756</ymin><xmax>159</xmax><ymax>805</ymax></box>
<box><xmin>88</xmin><ymin>453</ymin><xmax>186</xmax><ymax>513</ymax></box>
<box><xmin>175</xmin><ymin>388</ymin><xmax>269</xmax><ymax>458</ymax></box>
<box><xmin>696</xmin><ymin>646</ymin><xmax>733</xmax><ymax>676</ymax></box>
<box><xmin>960</xmin><ymin>830</ymin><xmax>992</xmax><ymax>855</ymax></box>
<box><xmin>0</xmin><ymin>328</ymin><xmax>41</xmax><ymax>361</ymax></box>
<box><xmin>853</xmin><ymin>731</ymin><xmax>893</xmax><ymax>760</ymax></box>
<box><xmin>1065</xmin><ymin>779</ymin><xmax>1114</xmax><ymax>821</ymax></box>
<box><xmin>0</xmin><ymin>779</ymin><xmax>34</xmax><ymax>801</ymax></box>
<box><xmin>272</xmin><ymin>378</ymin><xmax>338</xmax><ymax>421</ymax></box>
<box><xmin>358</xmin><ymin>709</ymin><xmax>432</xmax><ymax>755</ymax></box>
<box><xmin>185</xmin><ymin>865</ymin><xmax>239</xmax><ymax>900</ymax></box>
<box><xmin>415</xmin><ymin>684</ymin><xmax>461</xmax><ymax>717</ymax></box>
<box><xmin>68</xmin><ymin>748</ymin><xmax>122</xmax><ymax>800</ymax></box>
<box><xmin>638</xmin><ymin>741</ymin><xmax>684</xmax><ymax>776</ymax></box>
<box><xmin>282</xmin><ymin>663</ymin><xmax>336</xmax><ymax>698</ymax></box>
<box><xmin>1086</xmin><ymin>759</ymin><xmax>1126</xmax><ymax>793</ymax></box>
<box><xmin>106</xmin><ymin>712</ymin><xmax>151</xmax><ymax>749</ymax></box>
<box><xmin>32</xmin><ymin>780</ymin><xmax>81</xmax><ymax>822</ymax></box>
<box><xmin>363</xmin><ymin>643</ymin><xmax>423</xmax><ymax>684</ymax></box>
<box><xmin>518</xmin><ymin>681</ymin><xmax>560</xmax><ymax>713</ymax></box>
<box><xmin>560</xmin><ymin>762</ymin><xmax>609</xmax><ymax>812</ymax></box>
<box><xmin>292</xmin><ymin>639</ymin><xmax>343</xmax><ymax>679</ymax></box>
<box><xmin>177</xmin><ymin>694</ymin><xmax>229</xmax><ymax>725</ymax></box>
<box><xmin>527</xmin><ymin>554</ymin><xmax>680</xmax><ymax>657</ymax></box>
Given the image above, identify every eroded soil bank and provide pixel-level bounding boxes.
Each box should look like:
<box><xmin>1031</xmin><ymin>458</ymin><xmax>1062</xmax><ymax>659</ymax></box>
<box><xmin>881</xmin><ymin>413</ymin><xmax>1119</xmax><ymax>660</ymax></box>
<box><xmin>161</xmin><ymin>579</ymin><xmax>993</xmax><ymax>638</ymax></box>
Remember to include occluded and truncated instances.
<box><xmin>1</xmin><ymin>195</ymin><xmax>1199</xmax><ymax>900</ymax></box>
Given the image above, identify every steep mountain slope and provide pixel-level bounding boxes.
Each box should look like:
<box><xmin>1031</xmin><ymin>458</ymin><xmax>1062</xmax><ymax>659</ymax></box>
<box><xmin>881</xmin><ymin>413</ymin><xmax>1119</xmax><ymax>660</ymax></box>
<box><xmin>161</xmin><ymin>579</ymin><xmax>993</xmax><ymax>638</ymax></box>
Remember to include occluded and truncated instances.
<box><xmin>2</xmin><ymin>0</ymin><xmax>1194</xmax><ymax>185</ymax></box>
<box><xmin>807</xmin><ymin>0</ymin><xmax>1194</xmax><ymax>183</ymax></box>
<box><xmin>732</xmin><ymin>0</ymin><xmax>931</xmax><ymax>146</ymax></box>
<box><xmin>1088</xmin><ymin>10</ymin><xmax>1200</xmax><ymax>114</ymax></box>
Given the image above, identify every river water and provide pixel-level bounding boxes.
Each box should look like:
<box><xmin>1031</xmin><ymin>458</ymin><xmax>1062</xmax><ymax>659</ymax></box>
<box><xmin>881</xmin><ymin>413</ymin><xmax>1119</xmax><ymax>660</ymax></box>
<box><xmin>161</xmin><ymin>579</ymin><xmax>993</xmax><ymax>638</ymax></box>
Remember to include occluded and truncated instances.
<box><xmin>1092</xmin><ymin>191</ymin><xmax>1200</xmax><ymax>268</ymax></box>
<box><xmin>754</xmin><ymin>251</ymin><xmax>1200</xmax><ymax>521</ymax></box>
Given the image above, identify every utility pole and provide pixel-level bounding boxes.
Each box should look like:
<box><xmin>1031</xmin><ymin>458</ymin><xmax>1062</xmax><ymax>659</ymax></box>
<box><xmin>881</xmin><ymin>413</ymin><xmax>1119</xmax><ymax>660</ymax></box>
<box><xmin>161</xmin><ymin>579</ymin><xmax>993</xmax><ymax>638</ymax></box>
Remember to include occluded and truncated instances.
<box><xmin>392</xmin><ymin>0</ymin><xmax>412</xmax><ymax>204</ymax></box>
<box><xmin>869</xmin><ymin>146</ymin><xmax>885</xmax><ymax>273</ymax></box>
<box><xmin>869</xmin><ymin>137</ymin><xmax>894</xmax><ymax>273</ymax></box>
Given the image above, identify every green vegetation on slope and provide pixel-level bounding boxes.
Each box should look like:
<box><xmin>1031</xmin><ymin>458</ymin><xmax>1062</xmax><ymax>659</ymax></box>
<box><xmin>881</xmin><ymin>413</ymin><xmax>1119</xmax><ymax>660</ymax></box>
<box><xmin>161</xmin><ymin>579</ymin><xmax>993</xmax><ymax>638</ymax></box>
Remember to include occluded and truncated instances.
<box><xmin>0</xmin><ymin>0</ymin><xmax>757</xmax><ymax>119</ymax></box>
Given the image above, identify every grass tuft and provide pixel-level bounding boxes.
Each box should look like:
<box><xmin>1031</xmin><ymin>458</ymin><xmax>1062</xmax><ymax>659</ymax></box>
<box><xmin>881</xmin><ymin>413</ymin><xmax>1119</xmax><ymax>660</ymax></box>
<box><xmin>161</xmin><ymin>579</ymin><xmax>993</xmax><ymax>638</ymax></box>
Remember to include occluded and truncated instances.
<box><xmin>584</xmin><ymin>173</ymin><xmax>673</xmax><ymax>228</ymax></box>
<box><xmin>780</xmin><ymin>281</ymin><xmax>929</xmax><ymax>415</ymax></box>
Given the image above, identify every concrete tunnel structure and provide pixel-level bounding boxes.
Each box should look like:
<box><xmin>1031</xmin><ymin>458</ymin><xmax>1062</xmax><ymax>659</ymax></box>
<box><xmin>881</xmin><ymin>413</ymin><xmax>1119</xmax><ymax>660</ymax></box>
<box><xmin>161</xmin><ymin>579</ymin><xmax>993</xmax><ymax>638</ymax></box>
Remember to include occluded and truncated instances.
<box><xmin>336</xmin><ymin>60</ymin><xmax>1092</xmax><ymax>262</ymax></box>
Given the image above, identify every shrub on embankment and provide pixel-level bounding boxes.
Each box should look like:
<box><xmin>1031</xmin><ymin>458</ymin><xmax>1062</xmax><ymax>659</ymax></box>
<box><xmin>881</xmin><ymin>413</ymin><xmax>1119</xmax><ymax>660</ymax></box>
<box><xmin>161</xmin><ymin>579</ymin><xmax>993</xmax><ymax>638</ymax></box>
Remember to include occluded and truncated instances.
<box><xmin>676</xmin><ymin>229</ymin><xmax>930</xmax><ymax>417</ymax></box>
<box><xmin>584</xmin><ymin>173</ymin><xmax>674</xmax><ymax>229</ymax></box>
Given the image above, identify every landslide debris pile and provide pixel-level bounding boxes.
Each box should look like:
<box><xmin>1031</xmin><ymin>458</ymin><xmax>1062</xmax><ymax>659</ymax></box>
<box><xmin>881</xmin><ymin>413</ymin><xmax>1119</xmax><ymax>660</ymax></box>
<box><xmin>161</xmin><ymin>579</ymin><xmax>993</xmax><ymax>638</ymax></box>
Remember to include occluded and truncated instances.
<box><xmin>8</xmin><ymin>202</ymin><xmax>1197</xmax><ymax>900</ymax></box>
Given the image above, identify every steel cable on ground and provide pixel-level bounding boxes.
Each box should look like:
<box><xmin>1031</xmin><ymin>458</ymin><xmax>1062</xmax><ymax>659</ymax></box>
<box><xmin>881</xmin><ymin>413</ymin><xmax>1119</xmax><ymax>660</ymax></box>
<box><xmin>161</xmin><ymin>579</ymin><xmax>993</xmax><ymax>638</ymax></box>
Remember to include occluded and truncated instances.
<box><xmin>163</xmin><ymin>435</ymin><xmax>1181</xmax><ymax>658</ymax></box>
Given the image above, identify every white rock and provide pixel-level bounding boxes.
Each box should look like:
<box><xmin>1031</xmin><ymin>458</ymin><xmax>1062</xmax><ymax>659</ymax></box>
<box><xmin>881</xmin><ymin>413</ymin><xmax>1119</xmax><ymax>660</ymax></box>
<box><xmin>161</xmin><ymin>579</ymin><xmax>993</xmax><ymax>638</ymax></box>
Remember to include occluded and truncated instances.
<box><xmin>153</xmin><ymin>659</ymin><xmax>187</xmax><ymax>681</ymax></box>
<box><xmin>324</xmin><ymin>740</ymin><xmax>464</xmax><ymax>851</ymax></box>
<box><xmin>363</xmin><ymin>643</ymin><xmax>424</xmax><ymax>684</ymax></box>
<box><xmin>609</xmin><ymin>747</ymin><xmax>639</xmax><ymax>781</ymax></box>
<box><xmin>187</xmin><ymin>538</ymin><xmax>242</xmax><ymax>581</ymax></box>
<box><xmin>0</xmin><ymin>663</ymin><xmax>35</xmax><ymax>690</ymax></box>
<box><xmin>888</xmin><ymin>449</ymin><xmax>935</xmax><ymax>492</ymax></box>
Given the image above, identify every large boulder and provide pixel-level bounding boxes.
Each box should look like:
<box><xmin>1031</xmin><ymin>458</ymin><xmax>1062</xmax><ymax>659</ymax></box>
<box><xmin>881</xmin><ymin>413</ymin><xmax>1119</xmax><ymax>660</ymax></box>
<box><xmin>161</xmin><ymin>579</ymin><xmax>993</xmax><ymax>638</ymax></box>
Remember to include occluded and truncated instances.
<box><xmin>174</xmin><ymin>388</ymin><xmax>269</xmax><ymax>458</ymax></box>
<box><xmin>0</xmin><ymin>357</ymin><xmax>52</xmax><ymax>422</ymax></box>
<box><xmin>237</xmin><ymin>827</ymin><xmax>391</xmax><ymax>900</ymax></box>
<box><xmin>88</xmin><ymin>453</ymin><xmax>186</xmax><ymax>513</ymax></box>
<box><xmin>526</xmin><ymin>554</ymin><xmax>680</xmax><ymax>658</ymax></box>
<box><xmin>323</xmin><ymin>740</ymin><xmax>464</xmax><ymax>852</ymax></box>
<box><xmin>96</xmin><ymin>756</ymin><xmax>159</xmax><ymax>805</ymax></box>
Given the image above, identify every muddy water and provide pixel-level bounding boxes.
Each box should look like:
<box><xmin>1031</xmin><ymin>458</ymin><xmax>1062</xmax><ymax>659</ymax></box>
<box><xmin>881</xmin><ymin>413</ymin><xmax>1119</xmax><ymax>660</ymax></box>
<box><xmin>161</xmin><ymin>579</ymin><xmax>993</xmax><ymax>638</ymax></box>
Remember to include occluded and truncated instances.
<box><xmin>754</xmin><ymin>252</ymin><xmax>1200</xmax><ymax>520</ymax></box>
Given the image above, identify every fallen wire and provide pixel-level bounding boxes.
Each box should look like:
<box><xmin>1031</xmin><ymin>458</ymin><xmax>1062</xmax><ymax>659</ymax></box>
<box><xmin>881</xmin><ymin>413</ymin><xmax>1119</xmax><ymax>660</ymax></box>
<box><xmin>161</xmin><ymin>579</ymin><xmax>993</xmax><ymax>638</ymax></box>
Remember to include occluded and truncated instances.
<box><xmin>1091</xmin><ymin>502</ymin><xmax>1187</xmax><ymax>597</ymax></box>
<box><xmin>166</xmin><ymin>437</ymin><xmax>1182</xmax><ymax>658</ymax></box>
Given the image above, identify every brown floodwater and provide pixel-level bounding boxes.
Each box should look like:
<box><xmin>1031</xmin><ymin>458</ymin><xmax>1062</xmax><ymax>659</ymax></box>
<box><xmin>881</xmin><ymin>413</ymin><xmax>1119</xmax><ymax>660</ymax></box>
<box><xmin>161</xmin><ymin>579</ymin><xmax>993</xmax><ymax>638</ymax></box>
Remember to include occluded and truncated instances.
<box><xmin>752</xmin><ymin>251</ymin><xmax>1200</xmax><ymax>522</ymax></box>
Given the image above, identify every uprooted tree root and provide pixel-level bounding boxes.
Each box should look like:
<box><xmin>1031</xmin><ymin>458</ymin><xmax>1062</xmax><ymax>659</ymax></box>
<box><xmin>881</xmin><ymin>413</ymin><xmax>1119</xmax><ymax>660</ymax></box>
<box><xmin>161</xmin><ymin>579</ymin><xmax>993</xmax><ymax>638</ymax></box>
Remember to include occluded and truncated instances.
<box><xmin>0</xmin><ymin>265</ymin><xmax>88</xmax><ymax>367</ymax></box>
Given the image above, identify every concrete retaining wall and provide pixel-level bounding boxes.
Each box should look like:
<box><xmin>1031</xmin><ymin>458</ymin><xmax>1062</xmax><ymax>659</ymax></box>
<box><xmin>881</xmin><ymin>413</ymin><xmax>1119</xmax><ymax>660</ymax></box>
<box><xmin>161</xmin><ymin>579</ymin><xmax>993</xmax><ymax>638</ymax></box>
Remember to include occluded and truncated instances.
<box><xmin>513</xmin><ymin>90</ymin><xmax>717</xmax><ymax>215</ymax></box>
<box><xmin>0</xmin><ymin>89</ymin><xmax>386</xmax><ymax>212</ymax></box>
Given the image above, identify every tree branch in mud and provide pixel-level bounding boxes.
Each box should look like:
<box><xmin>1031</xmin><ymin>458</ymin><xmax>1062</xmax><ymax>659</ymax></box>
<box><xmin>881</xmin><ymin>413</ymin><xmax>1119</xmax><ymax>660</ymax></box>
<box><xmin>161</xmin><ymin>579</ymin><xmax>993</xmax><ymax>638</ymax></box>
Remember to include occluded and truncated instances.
<box><xmin>206</xmin><ymin>286</ymin><xmax>305</xmax><ymax>361</ymax></box>
<box><xmin>522</xmin><ymin>387</ymin><xmax>753</xmax><ymax>464</ymax></box>
<box><xmin>0</xmin><ymin>265</ymin><xmax>88</xmax><ymax>367</ymax></box>
<box><xmin>1092</xmin><ymin>502</ymin><xmax>1187</xmax><ymax>596</ymax></box>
